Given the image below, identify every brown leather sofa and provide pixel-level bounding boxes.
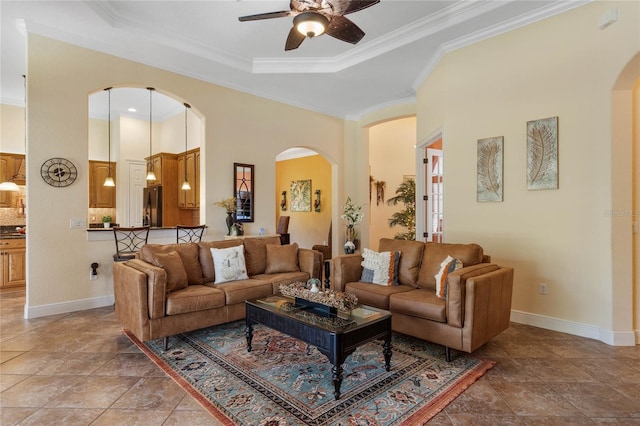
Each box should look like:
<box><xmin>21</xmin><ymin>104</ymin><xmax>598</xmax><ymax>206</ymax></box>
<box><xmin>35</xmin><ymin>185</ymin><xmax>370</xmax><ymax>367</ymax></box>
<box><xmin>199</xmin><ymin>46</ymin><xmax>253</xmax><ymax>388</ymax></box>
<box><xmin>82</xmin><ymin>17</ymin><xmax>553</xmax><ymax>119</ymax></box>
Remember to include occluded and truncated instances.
<box><xmin>114</xmin><ymin>236</ymin><xmax>321</xmax><ymax>349</ymax></box>
<box><xmin>332</xmin><ymin>238</ymin><xmax>513</xmax><ymax>360</ymax></box>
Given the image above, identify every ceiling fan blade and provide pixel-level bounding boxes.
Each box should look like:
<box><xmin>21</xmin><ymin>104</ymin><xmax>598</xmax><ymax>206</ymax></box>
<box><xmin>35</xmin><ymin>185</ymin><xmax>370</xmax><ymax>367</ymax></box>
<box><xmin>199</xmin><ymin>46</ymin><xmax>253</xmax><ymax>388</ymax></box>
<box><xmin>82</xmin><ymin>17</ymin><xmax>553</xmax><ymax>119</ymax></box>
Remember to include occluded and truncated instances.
<box><xmin>285</xmin><ymin>27</ymin><xmax>306</xmax><ymax>51</ymax></box>
<box><xmin>325</xmin><ymin>0</ymin><xmax>379</xmax><ymax>16</ymax></box>
<box><xmin>238</xmin><ymin>10</ymin><xmax>293</xmax><ymax>22</ymax></box>
<box><xmin>325</xmin><ymin>15</ymin><xmax>365</xmax><ymax>44</ymax></box>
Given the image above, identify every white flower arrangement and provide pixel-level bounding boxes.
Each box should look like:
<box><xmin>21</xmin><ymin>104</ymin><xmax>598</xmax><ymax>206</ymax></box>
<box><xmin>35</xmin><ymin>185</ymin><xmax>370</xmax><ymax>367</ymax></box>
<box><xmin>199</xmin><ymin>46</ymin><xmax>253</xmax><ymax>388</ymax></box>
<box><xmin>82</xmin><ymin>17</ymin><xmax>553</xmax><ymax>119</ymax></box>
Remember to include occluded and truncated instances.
<box><xmin>341</xmin><ymin>197</ymin><xmax>363</xmax><ymax>227</ymax></box>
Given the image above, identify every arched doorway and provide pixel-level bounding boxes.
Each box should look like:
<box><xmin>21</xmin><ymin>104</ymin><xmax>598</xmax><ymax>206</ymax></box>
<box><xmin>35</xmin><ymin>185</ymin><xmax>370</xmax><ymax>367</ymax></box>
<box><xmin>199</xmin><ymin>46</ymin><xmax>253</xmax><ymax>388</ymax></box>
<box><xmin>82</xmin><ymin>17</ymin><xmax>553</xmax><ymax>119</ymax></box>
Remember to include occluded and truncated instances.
<box><xmin>611</xmin><ymin>52</ymin><xmax>640</xmax><ymax>344</ymax></box>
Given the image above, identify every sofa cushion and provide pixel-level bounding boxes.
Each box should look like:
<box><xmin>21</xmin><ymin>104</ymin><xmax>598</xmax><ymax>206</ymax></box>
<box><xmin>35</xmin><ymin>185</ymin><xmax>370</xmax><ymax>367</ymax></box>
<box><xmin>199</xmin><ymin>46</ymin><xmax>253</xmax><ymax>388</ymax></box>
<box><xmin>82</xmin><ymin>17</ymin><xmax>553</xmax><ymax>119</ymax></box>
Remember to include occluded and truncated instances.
<box><xmin>265</xmin><ymin>243</ymin><xmax>300</xmax><ymax>274</ymax></box>
<box><xmin>150</xmin><ymin>251</ymin><xmax>188</xmax><ymax>293</ymax></box>
<box><xmin>378</xmin><ymin>238</ymin><xmax>425</xmax><ymax>287</ymax></box>
<box><xmin>165</xmin><ymin>285</ymin><xmax>225</xmax><ymax>316</ymax></box>
<box><xmin>211</xmin><ymin>279</ymin><xmax>273</xmax><ymax>305</ymax></box>
<box><xmin>211</xmin><ymin>245</ymin><xmax>249</xmax><ymax>284</ymax></box>
<box><xmin>360</xmin><ymin>248</ymin><xmax>400</xmax><ymax>286</ymax></box>
<box><xmin>344</xmin><ymin>282</ymin><xmax>414</xmax><ymax>310</ymax></box>
<box><xmin>390</xmin><ymin>289</ymin><xmax>446</xmax><ymax>323</ymax></box>
<box><xmin>141</xmin><ymin>243</ymin><xmax>203</xmax><ymax>285</ymax></box>
<box><xmin>243</xmin><ymin>237</ymin><xmax>282</xmax><ymax>276</ymax></box>
<box><xmin>417</xmin><ymin>243</ymin><xmax>484</xmax><ymax>290</ymax></box>
<box><xmin>435</xmin><ymin>256</ymin><xmax>463</xmax><ymax>299</ymax></box>
<box><xmin>198</xmin><ymin>240</ymin><xmax>244</xmax><ymax>283</ymax></box>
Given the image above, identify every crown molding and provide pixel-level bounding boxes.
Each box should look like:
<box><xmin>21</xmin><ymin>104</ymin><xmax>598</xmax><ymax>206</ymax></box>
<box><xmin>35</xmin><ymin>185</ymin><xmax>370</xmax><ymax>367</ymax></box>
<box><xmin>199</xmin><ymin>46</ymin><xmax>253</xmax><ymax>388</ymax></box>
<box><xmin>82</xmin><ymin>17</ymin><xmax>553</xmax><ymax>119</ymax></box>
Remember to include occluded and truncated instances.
<box><xmin>252</xmin><ymin>0</ymin><xmax>505</xmax><ymax>74</ymax></box>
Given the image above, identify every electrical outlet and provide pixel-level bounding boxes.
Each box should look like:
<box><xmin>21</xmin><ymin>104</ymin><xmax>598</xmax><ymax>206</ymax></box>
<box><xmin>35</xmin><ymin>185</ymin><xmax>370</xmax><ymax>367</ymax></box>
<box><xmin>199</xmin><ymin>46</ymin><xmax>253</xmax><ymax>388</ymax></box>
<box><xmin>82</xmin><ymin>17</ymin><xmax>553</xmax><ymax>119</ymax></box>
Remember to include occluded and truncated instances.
<box><xmin>70</xmin><ymin>218</ymin><xmax>86</xmax><ymax>228</ymax></box>
<box><xmin>539</xmin><ymin>283</ymin><xmax>548</xmax><ymax>295</ymax></box>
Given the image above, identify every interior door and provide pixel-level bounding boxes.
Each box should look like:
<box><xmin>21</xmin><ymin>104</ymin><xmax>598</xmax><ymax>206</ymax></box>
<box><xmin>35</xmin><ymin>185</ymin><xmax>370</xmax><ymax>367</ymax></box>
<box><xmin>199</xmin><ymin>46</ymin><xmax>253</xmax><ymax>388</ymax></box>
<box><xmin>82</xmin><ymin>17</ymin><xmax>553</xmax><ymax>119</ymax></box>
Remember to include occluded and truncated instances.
<box><xmin>426</xmin><ymin>148</ymin><xmax>443</xmax><ymax>242</ymax></box>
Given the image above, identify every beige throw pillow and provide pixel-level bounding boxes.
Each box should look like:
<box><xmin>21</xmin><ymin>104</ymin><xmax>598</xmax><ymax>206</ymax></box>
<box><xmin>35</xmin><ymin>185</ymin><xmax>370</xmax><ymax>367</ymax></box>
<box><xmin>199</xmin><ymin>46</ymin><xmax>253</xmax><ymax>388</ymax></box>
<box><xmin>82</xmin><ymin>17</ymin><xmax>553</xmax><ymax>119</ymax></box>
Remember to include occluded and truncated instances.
<box><xmin>265</xmin><ymin>243</ymin><xmax>300</xmax><ymax>274</ymax></box>
<box><xmin>151</xmin><ymin>251</ymin><xmax>189</xmax><ymax>293</ymax></box>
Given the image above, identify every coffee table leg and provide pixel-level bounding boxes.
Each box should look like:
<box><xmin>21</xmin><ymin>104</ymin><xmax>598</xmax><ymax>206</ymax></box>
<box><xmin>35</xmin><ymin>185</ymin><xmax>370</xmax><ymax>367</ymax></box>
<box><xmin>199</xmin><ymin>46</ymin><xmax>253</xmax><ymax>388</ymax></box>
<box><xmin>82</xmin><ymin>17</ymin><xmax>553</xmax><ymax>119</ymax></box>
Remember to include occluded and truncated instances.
<box><xmin>332</xmin><ymin>364</ymin><xmax>343</xmax><ymax>400</ymax></box>
<box><xmin>245</xmin><ymin>322</ymin><xmax>253</xmax><ymax>352</ymax></box>
<box><xmin>383</xmin><ymin>336</ymin><xmax>392</xmax><ymax>372</ymax></box>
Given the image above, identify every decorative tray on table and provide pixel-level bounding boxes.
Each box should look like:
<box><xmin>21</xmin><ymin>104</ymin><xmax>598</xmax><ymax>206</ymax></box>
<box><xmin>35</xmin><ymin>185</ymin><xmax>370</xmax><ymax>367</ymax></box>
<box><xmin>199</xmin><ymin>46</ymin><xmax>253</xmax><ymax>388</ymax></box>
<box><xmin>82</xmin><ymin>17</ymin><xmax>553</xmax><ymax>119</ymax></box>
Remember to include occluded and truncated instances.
<box><xmin>279</xmin><ymin>282</ymin><xmax>358</xmax><ymax>317</ymax></box>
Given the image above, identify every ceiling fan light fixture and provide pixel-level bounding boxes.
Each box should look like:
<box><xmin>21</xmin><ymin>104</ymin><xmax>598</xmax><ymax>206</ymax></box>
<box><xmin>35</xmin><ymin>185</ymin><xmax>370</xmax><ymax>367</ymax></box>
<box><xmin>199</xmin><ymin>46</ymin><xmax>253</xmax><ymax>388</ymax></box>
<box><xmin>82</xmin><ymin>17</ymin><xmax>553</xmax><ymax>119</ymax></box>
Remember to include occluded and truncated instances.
<box><xmin>294</xmin><ymin>12</ymin><xmax>328</xmax><ymax>38</ymax></box>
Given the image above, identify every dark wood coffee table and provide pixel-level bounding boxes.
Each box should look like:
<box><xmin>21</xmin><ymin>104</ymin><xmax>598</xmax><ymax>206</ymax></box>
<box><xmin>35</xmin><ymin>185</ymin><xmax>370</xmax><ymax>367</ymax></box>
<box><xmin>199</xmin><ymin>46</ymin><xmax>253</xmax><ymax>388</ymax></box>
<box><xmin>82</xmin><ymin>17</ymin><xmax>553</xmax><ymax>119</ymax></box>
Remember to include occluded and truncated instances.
<box><xmin>245</xmin><ymin>295</ymin><xmax>392</xmax><ymax>400</ymax></box>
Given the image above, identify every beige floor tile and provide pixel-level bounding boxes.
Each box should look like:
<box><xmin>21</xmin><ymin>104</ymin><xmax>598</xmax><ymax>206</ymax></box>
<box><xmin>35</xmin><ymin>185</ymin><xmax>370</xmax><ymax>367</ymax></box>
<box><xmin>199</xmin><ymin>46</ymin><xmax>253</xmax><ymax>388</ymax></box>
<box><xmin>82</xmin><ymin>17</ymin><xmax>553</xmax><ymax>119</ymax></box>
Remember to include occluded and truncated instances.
<box><xmin>490</xmin><ymin>381</ymin><xmax>583</xmax><ymax>417</ymax></box>
<box><xmin>163</xmin><ymin>409</ymin><xmax>227</xmax><ymax>425</ymax></box>
<box><xmin>16</xmin><ymin>407</ymin><xmax>104</xmax><ymax>425</ymax></box>
<box><xmin>36</xmin><ymin>351</ymin><xmax>115</xmax><ymax>375</ymax></box>
<box><xmin>112</xmin><ymin>376</ymin><xmax>186</xmax><ymax>410</ymax></box>
<box><xmin>0</xmin><ymin>350</ymin><xmax>70</xmax><ymax>374</ymax></box>
<box><xmin>444</xmin><ymin>379</ymin><xmax>514</xmax><ymax>415</ymax></box>
<box><xmin>0</xmin><ymin>373</ymin><xmax>29</xmax><ymax>392</ymax></box>
<box><xmin>92</xmin><ymin>352</ymin><xmax>162</xmax><ymax>377</ymax></box>
<box><xmin>447</xmin><ymin>413</ymin><xmax>523</xmax><ymax>425</ymax></box>
<box><xmin>46</xmin><ymin>375</ymin><xmax>141</xmax><ymax>408</ymax></box>
<box><xmin>549</xmin><ymin>382</ymin><xmax>640</xmax><ymax>418</ymax></box>
<box><xmin>0</xmin><ymin>407</ymin><xmax>39</xmax><ymax>426</ymax></box>
<box><xmin>0</xmin><ymin>375</ymin><xmax>81</xmax><ymax>407</ymax></box>
<box><xmin>0</xmin><ymin>350</ymin><xmax>23</xmax><ymax>363</ymax></box>
<box><xmin>91</xmin><ymin>408</ymin><xmax>172</xmax><ymax>425</ymax></box>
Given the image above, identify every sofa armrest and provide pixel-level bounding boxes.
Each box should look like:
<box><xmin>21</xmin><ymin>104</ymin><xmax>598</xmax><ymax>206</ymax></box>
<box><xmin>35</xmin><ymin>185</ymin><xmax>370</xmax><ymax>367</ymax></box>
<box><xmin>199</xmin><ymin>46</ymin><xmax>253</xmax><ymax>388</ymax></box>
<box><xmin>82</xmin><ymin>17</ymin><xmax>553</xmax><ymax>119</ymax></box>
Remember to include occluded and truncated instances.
<box><xmin>298</xmin><ymin>248</ymin><xmax>322</xmax><ymax>280</ymax></box>
<box><xmin>117</xmin><ymin>259</ymin><xmax>168</xmax><ymax>320</ymax></box>
<box><xmin>446</xmin><ymin>263</ymin><xmax>501</xmax><ymax>328</ymax></box>
<box><xmin>331</xmin><ymin>254</ymin><xmax>363</xmax><ymax>291</ymax></box>
<box><xmin>462</xmin><ymin>266</ymin><xmax>514</xmax><ymax>352</ymax></box>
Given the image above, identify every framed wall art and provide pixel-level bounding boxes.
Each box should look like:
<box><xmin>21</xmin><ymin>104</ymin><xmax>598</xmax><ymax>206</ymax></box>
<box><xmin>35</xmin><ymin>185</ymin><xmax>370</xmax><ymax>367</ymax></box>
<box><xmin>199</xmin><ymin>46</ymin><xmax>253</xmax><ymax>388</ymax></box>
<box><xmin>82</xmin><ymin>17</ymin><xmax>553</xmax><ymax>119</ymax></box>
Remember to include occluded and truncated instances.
<box><xmin>290</xmin><ymin>179</ymin><xmax>311</xmax><ymax>212</ymax></box>
<box><xmin>477</xmin><ymin>136</ymin><xmax>503</xmax><ymax>202</ymax></box>
<box><xmin>527</xmin><ymin>116</ymin><xmax>558</xmax><ymax>190</ymax></box>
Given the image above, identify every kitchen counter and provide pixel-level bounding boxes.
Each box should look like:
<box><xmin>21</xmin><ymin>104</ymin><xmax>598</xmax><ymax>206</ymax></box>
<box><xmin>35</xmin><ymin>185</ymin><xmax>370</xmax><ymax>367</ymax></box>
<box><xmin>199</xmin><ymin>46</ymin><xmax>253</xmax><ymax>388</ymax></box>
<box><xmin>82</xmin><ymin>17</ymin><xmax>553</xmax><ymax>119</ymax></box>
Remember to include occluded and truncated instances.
<box><xmin>86</xmin><ymin>226</ymin><xmax>207</xmax><ymax>243</ymax></box>
<box><xmin>0</xmin><ymin>233</ymin><xmax>26</xmax><ymax>240</ymax></box>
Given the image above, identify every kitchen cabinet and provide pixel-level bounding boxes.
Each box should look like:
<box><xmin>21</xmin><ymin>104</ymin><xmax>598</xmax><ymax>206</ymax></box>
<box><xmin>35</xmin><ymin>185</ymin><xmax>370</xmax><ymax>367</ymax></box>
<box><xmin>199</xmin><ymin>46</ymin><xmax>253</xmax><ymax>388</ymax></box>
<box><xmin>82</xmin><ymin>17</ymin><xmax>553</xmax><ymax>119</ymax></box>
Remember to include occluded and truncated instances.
<box><xmin>145</xmin><ymin>154</ymin><xmax>165</xmax><ymax>187</ymax></box>
<box><xmin>89</xmin><ymin>160</ymin><xmax>116</xmax><ymax>208</ymax></box>
<box><xmin>177</xmin><ymin>148</ymin><xmax>199</xmax><ymax>209</ymax></box>
<box><xmin>144</xmin><ymin>153</ymin><xmax>180</xmax><ymax>226</ymax></box>
<box><xmin>0</xmin><ymin>153</ymin><xmax>26</xmax><ymax>208</ymax></box>
<box><xmin>0</xmin><ymin>239</ymin><xmax>26</xmax><ymax>288</ymax></box>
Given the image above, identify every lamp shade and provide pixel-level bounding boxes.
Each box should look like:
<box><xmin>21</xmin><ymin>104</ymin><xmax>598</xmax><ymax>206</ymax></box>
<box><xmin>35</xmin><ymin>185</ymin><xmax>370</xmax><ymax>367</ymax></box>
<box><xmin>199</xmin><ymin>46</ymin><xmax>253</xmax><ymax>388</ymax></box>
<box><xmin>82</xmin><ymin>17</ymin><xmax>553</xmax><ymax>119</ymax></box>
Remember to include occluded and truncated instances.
<box><xmin>103</xmin><ymin>176</ymin><xmax>115</xmax><ymax>187</ymax></box>
<box><xmin>0</xmin><ymin>181</ymin><xmax>20</xmax><ymax>192</ymax></box>
<box><xmin>294</xmin><ymin>12</ymin><xmax>329</xmax><ymax>38</ymax></box>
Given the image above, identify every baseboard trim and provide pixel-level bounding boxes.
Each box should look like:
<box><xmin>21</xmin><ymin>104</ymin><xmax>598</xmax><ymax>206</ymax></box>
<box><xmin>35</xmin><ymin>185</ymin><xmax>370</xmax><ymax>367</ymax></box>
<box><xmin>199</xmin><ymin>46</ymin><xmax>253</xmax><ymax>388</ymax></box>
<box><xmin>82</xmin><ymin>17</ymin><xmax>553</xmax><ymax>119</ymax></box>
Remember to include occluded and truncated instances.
<box><xmin>510</xmin><ymin>310</ymin><xmax>637</xmax><ymax>346</ymax></box>
<box><xmin>24</xmin><ymin>295</ymin><xmax>115</xmax><ymax>319</ymax></box>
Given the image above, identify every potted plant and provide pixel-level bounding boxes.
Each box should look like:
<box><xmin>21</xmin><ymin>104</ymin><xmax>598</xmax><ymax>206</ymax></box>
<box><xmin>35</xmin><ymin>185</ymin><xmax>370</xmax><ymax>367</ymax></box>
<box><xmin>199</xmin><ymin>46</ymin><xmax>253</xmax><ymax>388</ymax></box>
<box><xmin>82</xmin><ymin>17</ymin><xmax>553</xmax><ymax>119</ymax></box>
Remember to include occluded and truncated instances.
<box><xmin>214</xmin><ymin>197</ymin><xmax>237</xmax><ymax>235</ymax></box>
<box><xmin>387</xmin><ymin>178</ymin><xmax>416</xmax><ymax>240</ymax></box>
<box><xmin>341</xmin><ymin>197</ymin><xmax>363</xmax><ymax>253</ymax></box>
<box><xmin>102</xmin><ymin>215</ymin><xmax>112</xmax><ymax>228</ymax></box>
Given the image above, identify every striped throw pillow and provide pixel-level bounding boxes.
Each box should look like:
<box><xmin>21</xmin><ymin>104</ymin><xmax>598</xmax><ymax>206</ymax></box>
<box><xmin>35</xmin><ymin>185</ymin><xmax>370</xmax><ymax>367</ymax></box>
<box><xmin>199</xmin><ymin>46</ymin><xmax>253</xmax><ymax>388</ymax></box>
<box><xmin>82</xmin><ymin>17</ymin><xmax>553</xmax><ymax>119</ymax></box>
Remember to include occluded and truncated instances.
<box><xmin>435</xmin><ymin>255</ymin><xmax>462</xmax><ymax>299</ymax></box>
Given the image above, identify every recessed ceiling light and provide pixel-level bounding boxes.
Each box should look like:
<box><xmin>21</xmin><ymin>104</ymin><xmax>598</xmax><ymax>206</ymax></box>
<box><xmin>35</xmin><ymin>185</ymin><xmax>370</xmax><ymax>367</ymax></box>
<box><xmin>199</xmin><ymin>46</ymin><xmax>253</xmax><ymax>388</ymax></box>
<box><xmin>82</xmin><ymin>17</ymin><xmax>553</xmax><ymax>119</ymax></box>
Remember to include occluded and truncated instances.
<box><xmin>128</xmin><ymin>108</ymin><xmax>136</xmax><ymax>112</ymax></box>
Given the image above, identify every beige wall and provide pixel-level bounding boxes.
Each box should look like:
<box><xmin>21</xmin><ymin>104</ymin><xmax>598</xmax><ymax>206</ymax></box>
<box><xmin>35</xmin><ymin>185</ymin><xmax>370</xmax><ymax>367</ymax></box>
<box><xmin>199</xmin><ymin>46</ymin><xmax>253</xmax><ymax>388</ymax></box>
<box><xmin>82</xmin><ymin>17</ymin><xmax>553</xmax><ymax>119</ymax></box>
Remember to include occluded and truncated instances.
<box><xmin>25</xmin><ymin>35</ymin><xmax>343</xmax><ymax>312</ymax></box>
<box><xmin>634</xmin><ymin>79</ymin><xmax>640</xmax><ymax>337</ymax></box>
<box><xmin>276</xmin><ymin>154</ymin><xmax>332</xmax><ymax>250</ymax></box>
<box><xmin>368</xmin><ymin>117</ymin><xmax>416</xmax><ymax>245</ymax></box>
<box><xmin>1</xmin><ymin>104</ymin><xmax>26</xmax><ymax>154</ymax></box>
<box><xmin>416</xmin><ymin>1</ymin><xmax>639</xmax><ymax>343</ymax></box>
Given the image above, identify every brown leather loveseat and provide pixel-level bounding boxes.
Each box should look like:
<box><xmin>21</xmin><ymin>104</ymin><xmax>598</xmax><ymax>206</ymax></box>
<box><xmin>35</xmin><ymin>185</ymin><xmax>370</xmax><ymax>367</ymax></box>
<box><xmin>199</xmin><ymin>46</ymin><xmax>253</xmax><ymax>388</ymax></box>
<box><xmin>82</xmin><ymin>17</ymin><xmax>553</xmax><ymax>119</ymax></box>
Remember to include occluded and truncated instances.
<box><xmin>332</xmin><ymin>238</ymin><xmax>513</xmax><ymax>360</ymax></box>
<box><xmin>114</xmin><ymin>236</ymin><xmax>321</xmax><ymax>349</ymax></box>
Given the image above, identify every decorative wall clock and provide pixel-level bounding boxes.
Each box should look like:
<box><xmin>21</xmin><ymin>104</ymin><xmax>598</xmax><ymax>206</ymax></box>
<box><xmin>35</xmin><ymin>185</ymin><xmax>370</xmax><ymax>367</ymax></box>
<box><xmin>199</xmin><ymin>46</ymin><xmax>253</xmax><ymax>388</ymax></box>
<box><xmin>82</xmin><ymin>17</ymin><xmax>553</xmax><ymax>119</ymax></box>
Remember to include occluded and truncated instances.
<box><xmin>40</xmin><ymin>157</ymin><xmax>78</xmax><ymax>187</ymax></box>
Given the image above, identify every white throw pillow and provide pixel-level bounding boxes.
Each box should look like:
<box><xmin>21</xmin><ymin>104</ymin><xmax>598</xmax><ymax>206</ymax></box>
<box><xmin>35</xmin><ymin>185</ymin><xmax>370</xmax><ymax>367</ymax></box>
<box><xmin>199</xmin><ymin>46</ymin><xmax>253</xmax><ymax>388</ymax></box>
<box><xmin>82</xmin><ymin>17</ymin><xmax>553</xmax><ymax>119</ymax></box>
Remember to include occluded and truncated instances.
<box><xmin>360</xmin><ymin>248</ymin><xmax>400</xmax><ymax>286</ymax></box>
<box><xmin>211</xmin><ymin>245</ymin><xmax>249</xmax><ymax>284</ymax></box>
<box><xmin>435</xmin><ymin>255</ymin><xmax>462</xmax><ymax>299</ymax></box>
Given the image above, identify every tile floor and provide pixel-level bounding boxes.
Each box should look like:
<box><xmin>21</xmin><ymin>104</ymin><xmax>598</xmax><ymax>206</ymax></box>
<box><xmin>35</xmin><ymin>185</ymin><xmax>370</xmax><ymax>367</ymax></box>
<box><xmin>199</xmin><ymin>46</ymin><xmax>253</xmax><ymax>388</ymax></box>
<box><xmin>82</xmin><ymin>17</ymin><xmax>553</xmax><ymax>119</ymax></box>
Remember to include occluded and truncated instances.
<box><xmin>1</xmin><ymin>289</ymin><xmax>639</xmax><ymax>425</ymax></box>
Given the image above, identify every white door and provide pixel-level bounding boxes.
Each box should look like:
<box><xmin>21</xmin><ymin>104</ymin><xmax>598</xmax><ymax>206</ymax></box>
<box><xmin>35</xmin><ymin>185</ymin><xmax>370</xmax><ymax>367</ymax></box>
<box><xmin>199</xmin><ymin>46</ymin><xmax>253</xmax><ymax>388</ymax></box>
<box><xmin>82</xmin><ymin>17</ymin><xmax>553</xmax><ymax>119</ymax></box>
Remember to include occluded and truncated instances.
<box><xmin>426</xmin><ymin>148</ymin><xmax>443</xmax><ymax>242</ymax></box>
<box><xmin>128</xmin><ymin>161</ymin><xmax>146</xmax><ymax>227</ymax></box>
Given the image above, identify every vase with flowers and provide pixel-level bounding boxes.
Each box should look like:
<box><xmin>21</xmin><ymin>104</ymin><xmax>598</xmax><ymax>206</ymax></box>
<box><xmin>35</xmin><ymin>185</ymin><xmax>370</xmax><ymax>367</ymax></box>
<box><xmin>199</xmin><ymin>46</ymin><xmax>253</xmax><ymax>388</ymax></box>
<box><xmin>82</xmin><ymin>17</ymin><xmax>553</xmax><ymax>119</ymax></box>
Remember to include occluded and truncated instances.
<box><xmin>215</xmin><ymin>197</ymin><xmax>236</xmax><ymax>235</ymax></box>
<box><xmin>341</xmin><ymin>197</ymin><xmax>363</xmax><ymax>254</ymax></box>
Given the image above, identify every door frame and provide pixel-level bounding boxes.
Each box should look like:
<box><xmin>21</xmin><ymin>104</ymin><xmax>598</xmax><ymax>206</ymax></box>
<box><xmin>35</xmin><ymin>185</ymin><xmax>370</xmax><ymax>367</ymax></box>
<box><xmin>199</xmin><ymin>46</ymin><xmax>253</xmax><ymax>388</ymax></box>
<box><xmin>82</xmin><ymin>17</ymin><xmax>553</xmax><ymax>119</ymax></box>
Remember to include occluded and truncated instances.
<box><xmin>415</xmin><ymin>128</ymin><xmax>443</xmax><ymax>242</ymax></box>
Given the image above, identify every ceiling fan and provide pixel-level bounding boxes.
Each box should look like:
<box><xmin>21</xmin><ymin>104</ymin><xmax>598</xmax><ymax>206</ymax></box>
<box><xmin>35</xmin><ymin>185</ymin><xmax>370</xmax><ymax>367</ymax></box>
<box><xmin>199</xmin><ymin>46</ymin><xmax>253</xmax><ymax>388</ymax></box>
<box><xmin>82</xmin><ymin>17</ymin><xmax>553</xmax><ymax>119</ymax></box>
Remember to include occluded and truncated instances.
<box><xmin>238</xmin><ymin>0</ymin><xmax>380</xmax><ymax>51</ymax></box>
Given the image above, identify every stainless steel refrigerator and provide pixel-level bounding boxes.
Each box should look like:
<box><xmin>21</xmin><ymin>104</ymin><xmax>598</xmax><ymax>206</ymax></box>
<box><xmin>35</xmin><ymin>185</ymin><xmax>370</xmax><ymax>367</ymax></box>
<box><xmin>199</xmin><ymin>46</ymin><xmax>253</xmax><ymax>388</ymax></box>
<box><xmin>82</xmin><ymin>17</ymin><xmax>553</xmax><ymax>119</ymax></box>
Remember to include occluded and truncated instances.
<box><xmin>143</xmin><ymin>186</ymin><xmax>163</xmax><ymax>227</ymax></box>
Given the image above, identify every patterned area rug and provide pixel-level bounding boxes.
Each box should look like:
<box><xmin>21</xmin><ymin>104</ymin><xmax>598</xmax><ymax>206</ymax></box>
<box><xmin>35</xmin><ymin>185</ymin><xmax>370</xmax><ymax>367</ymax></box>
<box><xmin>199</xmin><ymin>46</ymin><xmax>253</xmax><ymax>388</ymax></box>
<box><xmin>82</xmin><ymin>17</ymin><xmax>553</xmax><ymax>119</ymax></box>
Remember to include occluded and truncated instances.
<box><xmin>126</xmin><ymin>321</ymin><xmax>494</xmax><ymax>425</ymax></box>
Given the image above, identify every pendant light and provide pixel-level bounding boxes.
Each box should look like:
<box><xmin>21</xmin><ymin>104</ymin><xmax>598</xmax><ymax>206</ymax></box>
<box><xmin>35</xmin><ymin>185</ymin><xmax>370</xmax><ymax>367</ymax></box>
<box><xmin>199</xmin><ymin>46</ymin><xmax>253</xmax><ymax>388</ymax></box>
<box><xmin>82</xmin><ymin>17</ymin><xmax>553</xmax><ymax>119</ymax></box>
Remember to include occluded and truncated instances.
<box><xmin>181</xmin><ymin>103</ymin><xmax>192</xmax><ymax>191</ymax></box>
<box><xmin>103</xmin><ymin>87</ymin><xmax>115</xmax><ymax>187</ymax></box>
<box><xmin>145</xmin><ymin>87</ymin><xmax>156</xmax><ymax>181</ymax></box>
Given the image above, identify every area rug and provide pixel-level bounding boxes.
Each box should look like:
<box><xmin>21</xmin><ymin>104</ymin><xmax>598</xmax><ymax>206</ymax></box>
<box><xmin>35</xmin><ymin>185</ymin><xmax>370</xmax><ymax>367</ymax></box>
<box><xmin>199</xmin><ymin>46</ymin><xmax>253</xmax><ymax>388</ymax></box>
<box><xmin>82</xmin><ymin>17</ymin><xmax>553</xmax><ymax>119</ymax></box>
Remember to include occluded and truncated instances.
<box><xmin>126</xmin><ymin>321</ymin><xmax>494</xmax><ymax>425</ymax></box>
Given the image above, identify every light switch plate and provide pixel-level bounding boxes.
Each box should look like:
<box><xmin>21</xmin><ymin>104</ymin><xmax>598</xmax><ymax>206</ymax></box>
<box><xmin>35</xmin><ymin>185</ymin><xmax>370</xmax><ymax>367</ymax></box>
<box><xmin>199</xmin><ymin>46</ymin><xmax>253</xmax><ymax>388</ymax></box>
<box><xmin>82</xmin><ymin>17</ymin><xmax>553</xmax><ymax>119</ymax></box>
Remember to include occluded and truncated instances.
<box><xmin>70</xmin><ymin>218</ymin><xmax>86</xmax><ymax>229</ymax></box>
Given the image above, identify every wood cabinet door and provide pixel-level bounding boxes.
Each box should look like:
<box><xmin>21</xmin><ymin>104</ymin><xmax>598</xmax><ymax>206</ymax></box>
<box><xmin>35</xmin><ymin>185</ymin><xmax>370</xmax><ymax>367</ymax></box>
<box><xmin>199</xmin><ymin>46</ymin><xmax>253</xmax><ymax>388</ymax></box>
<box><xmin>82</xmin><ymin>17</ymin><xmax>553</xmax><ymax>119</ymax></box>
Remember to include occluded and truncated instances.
<box><xmin>89</xmin><ymin>161</ymin><xmax>116</xmax><ymax>208</ymax></box>
<box><xmin>185</xmin><ymin>151</ymin><xmax>197</xmax><ymax>208</ymax></box>
<box><xmin>177</xmin><ymin>155</ymin><xmax>187</xmax><ymax>208</ymax></box>
<box><xmin>0</xmin><ymin>156</ymin><xmax>11</xmax><ymax>207</ymax></box>
<box><xmin>3</xmin><ymin>247</ymin><xmax>26</xmax><ymax>287</ymax></box>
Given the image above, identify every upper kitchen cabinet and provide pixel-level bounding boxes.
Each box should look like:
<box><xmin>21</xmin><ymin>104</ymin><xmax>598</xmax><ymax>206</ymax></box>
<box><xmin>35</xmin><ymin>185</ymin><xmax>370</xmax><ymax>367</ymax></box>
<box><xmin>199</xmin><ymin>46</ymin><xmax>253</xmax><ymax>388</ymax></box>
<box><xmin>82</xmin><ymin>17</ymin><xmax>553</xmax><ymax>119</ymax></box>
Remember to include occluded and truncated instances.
<box><xmin>177</xmin><ymin>148</ymin><xmax>200</xmax><ymax>209</ymax></box>
<box><xmin>0</xmin><ymin>153</ymin><xmax>26</xmax><ymax>208</ymax></box>
<box><xmin>89</xmin><ymin>160</ymin><xmax>116</xmax><ymax>208</ymax></box>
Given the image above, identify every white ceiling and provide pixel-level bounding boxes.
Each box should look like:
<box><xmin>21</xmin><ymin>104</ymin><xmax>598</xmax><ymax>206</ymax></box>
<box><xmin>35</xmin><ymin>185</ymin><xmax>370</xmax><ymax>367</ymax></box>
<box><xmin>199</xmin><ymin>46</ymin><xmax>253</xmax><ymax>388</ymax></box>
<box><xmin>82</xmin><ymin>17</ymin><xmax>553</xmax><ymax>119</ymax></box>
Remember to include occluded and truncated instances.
<box><xmin>1</xmin><ymin>0</ymin><xmax>587</xmax><ymax>120</ymax></box>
